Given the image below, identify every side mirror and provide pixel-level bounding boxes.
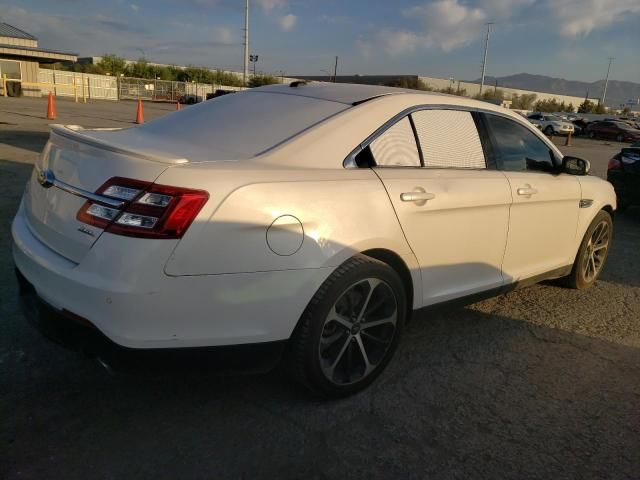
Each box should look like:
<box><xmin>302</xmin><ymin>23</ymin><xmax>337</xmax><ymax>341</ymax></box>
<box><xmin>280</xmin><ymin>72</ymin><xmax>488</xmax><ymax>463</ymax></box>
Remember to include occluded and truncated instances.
<box><xmin>562</xmin><ymin>156</ymin><xmax>590</xmax><ymax>176</ymax></box>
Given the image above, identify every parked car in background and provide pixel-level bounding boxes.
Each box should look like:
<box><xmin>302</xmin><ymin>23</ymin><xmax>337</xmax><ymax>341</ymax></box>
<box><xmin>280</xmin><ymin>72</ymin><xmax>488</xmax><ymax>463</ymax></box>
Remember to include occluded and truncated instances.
<box><xmin>607</xmin><ymin>145</ymin><xmax>640</xmax><ymax>211</ymax></box>
<box><xmin>571</xmin><ymin>118</ymin><xmax>590</xmax><ymax>136</ymax></box>
<box><xmin>586</xmin><ymin>121</ymin><xmax>640</xmax><ymax>143</ymax></box>
<box><xmin>527</xmin><ymin>113</ymin><xmax>575</xmax><ymax>136</ymax></box>
<box><xmin>12</xmin><ymin>82</ymin><xmax>616</xmax><ymax>397</ymax></box>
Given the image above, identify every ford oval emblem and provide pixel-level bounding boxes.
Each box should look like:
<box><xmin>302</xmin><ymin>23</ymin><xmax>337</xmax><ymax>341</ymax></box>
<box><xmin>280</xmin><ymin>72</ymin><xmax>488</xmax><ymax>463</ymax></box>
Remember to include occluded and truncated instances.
<box><xmin>37</xmin><ymin>169</ymin><xmax>55</xmax><ymax>189</ymax></box>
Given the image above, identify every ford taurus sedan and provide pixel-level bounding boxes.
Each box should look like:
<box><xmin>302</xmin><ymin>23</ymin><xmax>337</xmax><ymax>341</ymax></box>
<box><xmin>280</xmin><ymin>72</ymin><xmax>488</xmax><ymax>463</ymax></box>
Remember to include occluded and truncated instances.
<box><xmin>13</xmin><ymin>82</ymin><xmax>616</xmax><ymax>396</ymax></box>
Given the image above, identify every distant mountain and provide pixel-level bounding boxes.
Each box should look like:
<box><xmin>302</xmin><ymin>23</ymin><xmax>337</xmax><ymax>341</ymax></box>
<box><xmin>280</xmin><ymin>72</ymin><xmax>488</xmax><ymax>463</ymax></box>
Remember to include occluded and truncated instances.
<box><xmin>472</xmin><ymin>73</ymin><xmax>640</xmax><ymax>108</ymax></box>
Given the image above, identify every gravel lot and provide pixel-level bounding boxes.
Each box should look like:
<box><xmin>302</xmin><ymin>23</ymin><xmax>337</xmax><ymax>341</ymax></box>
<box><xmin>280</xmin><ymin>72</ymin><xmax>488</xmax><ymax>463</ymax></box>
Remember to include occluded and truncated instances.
<box><xmin>1</xmin><ymin>96</ymin><xmax>639</xmax><ymax>479</ymax></box>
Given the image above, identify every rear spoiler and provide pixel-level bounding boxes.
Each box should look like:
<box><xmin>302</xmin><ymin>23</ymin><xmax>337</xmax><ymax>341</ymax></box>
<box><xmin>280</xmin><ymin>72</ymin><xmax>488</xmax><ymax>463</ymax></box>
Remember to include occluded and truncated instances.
<box><xmin>49</xmin><ymin>125</ymin><xmax>189</xmax><ymax>165</ymax></box>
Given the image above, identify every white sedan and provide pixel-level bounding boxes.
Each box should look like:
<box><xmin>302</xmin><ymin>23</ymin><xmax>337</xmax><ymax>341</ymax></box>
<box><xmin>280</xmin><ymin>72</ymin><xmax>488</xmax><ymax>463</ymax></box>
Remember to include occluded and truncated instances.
<box><xmin>527</xmin><ymin>112</ymin><xmax>575</xmax><ymax>136</ymax></box>
<box><xmin>12</xmin><ymin>82</ymin><xmax>616</xmax><ymax>396</ymax></box>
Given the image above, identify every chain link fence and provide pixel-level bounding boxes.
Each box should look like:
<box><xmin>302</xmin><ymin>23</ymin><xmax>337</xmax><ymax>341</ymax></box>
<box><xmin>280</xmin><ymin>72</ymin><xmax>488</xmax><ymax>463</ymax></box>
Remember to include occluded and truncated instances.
<box><xmin>37</xmin><ymin>69</ymin><xmax>245</xmax><ymax>102</ymax></box>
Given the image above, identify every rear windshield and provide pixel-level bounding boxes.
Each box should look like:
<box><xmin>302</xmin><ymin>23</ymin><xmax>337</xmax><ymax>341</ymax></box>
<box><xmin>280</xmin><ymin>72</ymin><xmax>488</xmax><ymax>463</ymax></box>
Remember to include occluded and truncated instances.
<box><xmin>98</xmin><ymin>91</ymin><xmax>349</xmax><ymax>161</ymax></box>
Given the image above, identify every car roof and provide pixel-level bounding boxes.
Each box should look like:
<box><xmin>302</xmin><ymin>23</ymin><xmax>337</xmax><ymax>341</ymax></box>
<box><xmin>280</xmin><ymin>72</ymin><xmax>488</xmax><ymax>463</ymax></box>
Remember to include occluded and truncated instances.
<box><xmin>254</xmin><ymin>81</ymin><xmax>448</xmax><ymax>106</ymax></box>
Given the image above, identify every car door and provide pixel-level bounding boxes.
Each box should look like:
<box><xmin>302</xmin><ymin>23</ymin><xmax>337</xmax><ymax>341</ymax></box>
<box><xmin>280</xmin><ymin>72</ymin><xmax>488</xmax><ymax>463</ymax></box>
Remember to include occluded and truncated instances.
<box><xmin>368</xmin><ymin>109</ymin><xmax>512</xmax><ymax>306</ymax></box>
<box><xmin>481</xmin><ymin>113</ymin><xmax>581</xmax><ymax>283</ymax></box>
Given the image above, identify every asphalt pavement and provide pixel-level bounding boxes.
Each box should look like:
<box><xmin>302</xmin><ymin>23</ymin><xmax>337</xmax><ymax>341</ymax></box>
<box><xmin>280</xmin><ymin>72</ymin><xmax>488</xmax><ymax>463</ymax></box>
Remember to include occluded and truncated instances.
<box><xmin>1</xmin><ymin>96</ymin><xmax>639</xmax><ymax>479</ymax></box>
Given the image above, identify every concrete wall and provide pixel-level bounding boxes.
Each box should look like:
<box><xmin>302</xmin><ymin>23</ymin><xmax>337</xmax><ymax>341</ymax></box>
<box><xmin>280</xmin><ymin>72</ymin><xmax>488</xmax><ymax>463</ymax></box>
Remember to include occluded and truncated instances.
<box><xmin>418</xmin><ymin>76</ymin><xmax>586</xmax><ymax>107</ymax></box>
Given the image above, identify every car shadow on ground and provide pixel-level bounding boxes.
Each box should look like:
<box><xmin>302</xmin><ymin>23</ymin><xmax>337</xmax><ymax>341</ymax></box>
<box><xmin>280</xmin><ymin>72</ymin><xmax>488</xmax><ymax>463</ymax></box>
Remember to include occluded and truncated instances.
<box><xmin>2</xmin><ymin>293</ymin><xmax>639</xmax><ymax>479</ymax></box>
<box><xmin>0</xmin><ymin>130</ymin><xmax>49</xmax><ymax>153</ymax></box>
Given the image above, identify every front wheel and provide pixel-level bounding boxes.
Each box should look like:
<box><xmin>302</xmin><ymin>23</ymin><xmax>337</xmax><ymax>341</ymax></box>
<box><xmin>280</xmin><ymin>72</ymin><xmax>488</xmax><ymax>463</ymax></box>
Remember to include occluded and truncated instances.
<box><xmin>616</xmin><ymin>134</ymin><xmax>624</xmax><ymax>142</ymax></box>
<box><xmin>564</xmin><ymin>211</ymin><xmax>613</xmax><ymax>289</ymax></box>
<box><xmin>544</xmin><ymin>125</ymin><xmax>554</xmax><ymax>136</ymax></box>
<box><xmin>286</xmin><ymin>255</ymin><xmax>406</xmax><ymax>397</ymax></box>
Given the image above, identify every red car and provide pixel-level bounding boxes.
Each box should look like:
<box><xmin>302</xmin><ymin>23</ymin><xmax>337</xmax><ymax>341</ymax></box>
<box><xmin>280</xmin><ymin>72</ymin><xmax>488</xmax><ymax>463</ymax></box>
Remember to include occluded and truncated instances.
<box><xmin>586</xmin><ymin>121</ymin><xmax>640</xmax><ymax>143</ymax></box>
<box><xmin>607</xmin><ymin>145</ymin><xmax>640</xmax><ymax>211</ymax></box>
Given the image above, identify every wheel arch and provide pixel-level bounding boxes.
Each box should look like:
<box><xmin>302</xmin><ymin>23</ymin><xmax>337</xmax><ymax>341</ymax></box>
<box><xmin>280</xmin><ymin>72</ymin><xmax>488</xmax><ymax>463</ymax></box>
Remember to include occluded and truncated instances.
<box><xmin>361</xmin><ymin>248</ymin><xmax>416</xmax><ymax>315</ymax></box>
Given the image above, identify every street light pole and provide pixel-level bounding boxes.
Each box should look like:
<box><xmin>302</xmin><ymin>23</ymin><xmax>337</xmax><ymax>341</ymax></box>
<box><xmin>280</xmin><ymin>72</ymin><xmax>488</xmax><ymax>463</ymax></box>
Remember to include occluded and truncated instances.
<box><xmin>601</xmin><ymin>57</ymin><xmax>614</xmax><ymax>106</ymax></box>
<box><xmin>333</xmin><ymin>56</ymin><xmax>338</xmax><ymax>82</ymax></box>
<box><xmin>479</xmin><ymin>22</ymin><xmax>493</xmax><ymax>96</ymax></box>
<box><xmin>243</xmin><ymin>0</ymin><xmax>249</xmax><ymax>87</ymax></box>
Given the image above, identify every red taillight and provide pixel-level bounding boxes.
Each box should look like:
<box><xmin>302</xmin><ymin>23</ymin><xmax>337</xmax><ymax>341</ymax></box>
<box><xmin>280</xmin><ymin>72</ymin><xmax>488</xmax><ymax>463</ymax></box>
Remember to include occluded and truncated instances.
<box><xmin>608</xmin><ymin>156</ymin><xmax>622</xmax><ymax>171</ymax></box>
<box><xmin>76</xmin><ymin>177</ymin><xmax>208</xmax><ymax>239</ymax></box>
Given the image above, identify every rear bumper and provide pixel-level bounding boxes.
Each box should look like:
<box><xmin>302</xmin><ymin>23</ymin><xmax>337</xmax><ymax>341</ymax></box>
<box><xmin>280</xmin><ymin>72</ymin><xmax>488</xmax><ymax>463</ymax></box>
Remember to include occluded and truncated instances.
<box><xmin>12</xmin><ymin>202</ymin><xmax>333</xmax><ymax>349</ymax></box>
<box><xmin>16</xmin><ymin>269</ymin><xmax>287</xmax><ymax>371</ymax></box>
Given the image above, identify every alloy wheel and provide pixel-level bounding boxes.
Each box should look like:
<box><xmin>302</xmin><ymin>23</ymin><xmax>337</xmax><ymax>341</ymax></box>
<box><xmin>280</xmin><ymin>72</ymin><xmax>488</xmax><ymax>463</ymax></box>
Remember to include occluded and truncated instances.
<box><xmin>318</xmin><ymin>278</ymin><xmax>398</xmax><ymax>385</ymax></box>
<box><xmin>582</xmin><ymin>220</ymin><xmax>610</xmax><ymax>282</ymax></box>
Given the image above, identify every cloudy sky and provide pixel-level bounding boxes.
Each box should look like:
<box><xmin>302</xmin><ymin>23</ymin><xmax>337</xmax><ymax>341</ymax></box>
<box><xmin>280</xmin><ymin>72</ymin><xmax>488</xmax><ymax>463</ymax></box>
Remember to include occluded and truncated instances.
<box><xmin>2</xmin><ymin>0</ymin><xmax>639</xmax><ymax>82</ymax></box>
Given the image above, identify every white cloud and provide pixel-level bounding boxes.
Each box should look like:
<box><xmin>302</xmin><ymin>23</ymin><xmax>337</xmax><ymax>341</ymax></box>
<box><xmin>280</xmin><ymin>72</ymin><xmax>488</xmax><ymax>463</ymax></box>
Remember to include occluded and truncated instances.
<box><xmin>362</xmin><ymin>0</ymin><xmax>539</xmax><ymax>56</ymax></box>
<box><xmin>255</xmin><ymin>0</ymin><xmax>288</xmax><ymax>11</ymax></box>
<box><xmin>549</xmin><ymin>0</ymin><xmax>640</xmax><ymax>37</ymax></box>
<box><xmin>376</xmin><ymin>29</ymin><xmax>421</xmax><ymax>55</ymax></box>
<box><xmin>404</xmin><ymin>0</ymin><xmax>486</xmax><ymax>51</ymax></box>
<box><xmin>130</xmin><ymin>3</ymin><xmax>140</xmax><ymax>12</ymax></box>
<box><xmin>213</xmin><ymin>26</ymin><xmax>233</xmax><ymax>44</ymax></box>
<box><xmin>279</xmin><ymin>14</ymin><xmax>296</xmax><ymax>32</ymax></box>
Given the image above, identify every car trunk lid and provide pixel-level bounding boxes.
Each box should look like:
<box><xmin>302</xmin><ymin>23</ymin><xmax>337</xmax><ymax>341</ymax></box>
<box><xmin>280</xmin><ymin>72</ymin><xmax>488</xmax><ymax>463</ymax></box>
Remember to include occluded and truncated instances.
<box><xmin>23</xmin><ymin>125</ymin><xmax>181</xmax><ymax>263</ymax></box>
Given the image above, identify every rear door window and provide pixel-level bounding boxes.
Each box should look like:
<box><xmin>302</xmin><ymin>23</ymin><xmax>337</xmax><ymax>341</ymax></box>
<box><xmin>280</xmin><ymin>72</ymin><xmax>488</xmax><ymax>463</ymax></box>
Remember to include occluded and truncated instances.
<box><xmin>369</xmin><ymin>117</ymin><xmax>421</xmax><ymax>167</ymax></box>
<box><xmin>411</xmin><ymin>110</ymin><xmax>486</xmax><ymax>169</ymax></box>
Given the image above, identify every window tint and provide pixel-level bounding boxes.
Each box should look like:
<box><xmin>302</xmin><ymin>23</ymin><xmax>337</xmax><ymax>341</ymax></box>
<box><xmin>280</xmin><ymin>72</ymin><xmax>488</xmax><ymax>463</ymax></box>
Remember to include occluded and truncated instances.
<box><xmin>485</xmin><ymin>114</ymin><xmax>555</xmax><ymax>172</ymax></box>
<box><xmin>412</xmin><ymin>110</ymin><xmax>486</xmax><ymax>169</ymax></box>
<box><xmin>369</xmin><ymin>117</ymin><xmax>421</xmax><ymax>167</ymax></box>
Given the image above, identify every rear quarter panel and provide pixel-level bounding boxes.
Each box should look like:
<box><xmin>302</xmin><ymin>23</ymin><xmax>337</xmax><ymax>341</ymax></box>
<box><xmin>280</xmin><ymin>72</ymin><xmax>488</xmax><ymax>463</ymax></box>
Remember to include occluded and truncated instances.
<box><xmin>160</xmin><ymin>163</ymin><xmax>417</xmax><ymax>276</ymax></box>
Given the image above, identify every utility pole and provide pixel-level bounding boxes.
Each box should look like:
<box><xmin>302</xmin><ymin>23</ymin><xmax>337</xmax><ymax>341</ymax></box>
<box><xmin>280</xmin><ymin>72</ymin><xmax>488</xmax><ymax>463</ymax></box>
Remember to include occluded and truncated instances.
<box><xmin>479</xmin><ymin>22</ymin><xmax>493</xmax><ymax>96</ymax></box>
<box><xmin>243</xmin><ymin>0</ymin><xmax>249</xmax><ymax>87</ymax></box>
<box><xmin>333</xmin><ymin>56</ymin><xmax>338</xmax><ymax>82</ymax></box>
<box><xmin>601</xmin><ymin>57</ymin><xmax>614</xmax><ymax>106</ymax></box>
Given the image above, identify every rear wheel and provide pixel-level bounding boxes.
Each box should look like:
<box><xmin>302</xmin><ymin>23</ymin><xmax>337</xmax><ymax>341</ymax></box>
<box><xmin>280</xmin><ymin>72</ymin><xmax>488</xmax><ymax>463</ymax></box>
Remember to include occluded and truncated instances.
<box><xmin>287</xmin><ymin>255</ymin><xmax>406</xmax><ymax>397</ymax></box>
<box><xmin>616</xmin><ymin>133</ymin><xmax>624</xmax><ymax>142</ymax></box>
<box><xmin>544</xmin><ymin>125</ymin><xmax>554</xmax><ymax>136</ymax></box>
<box><xmin>564</xmin><ymin>210</ymin><xmax>612</xmax><ymax>289</ymax></box>
<box><xmin>588</xmin><ymin>131</ymin><xmax>596</xmax><ymax>139</ymax></box>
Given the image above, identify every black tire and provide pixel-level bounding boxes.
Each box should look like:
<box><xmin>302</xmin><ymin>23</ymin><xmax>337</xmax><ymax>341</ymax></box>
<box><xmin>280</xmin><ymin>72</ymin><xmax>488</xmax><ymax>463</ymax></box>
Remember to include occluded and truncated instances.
<box><xmin>286</xmin><ymin>254</ymin><xmax>406</xmax><ymax>398</ymax></box>
<box><xmin>588</xmin><ymin>131</ymin><xmax>596</xmax><ymax>139</ymax></box>
<box><xmin>616</xmin><ymin>134</ymin><xmax>624</xmax><ymax>142</ymax></box>
<box><xmin>544</xmin><ymin>125</ymin><xmax>554</xmax><ymax>136</ymax></box>
<box><xmin>563</xmin><ymin>210</ymin><xmax>613</xmax><ymax>289</ymax></box>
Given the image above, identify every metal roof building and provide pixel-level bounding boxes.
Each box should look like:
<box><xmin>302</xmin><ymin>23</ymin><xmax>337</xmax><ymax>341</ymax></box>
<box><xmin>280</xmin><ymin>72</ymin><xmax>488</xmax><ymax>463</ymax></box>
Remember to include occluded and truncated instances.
<box><xmin>0</xmin><ymin>22</ymin><xmax>77</xmax><ymax>97</ymax></box>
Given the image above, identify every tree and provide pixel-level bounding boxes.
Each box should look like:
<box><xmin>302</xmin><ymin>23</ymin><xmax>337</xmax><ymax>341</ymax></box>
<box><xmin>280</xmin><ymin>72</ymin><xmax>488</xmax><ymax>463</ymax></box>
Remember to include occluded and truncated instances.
<box><xmin>566</xmin><ymin>103</ymin><xmax>575</xmax><ymax>113</ymax></box>
<box><xmin>125</xmin><ymin>58</ymin><xmax>153</xmax><ymax>78</ymax></box>
<box><xmin>622</xmin><ymin>107</ymin><xmax>632</xmax><ymax>116</ymax></box>
<box><xmin>511</xmin><ymin>93</ymin><xmax>537</xmax><ymax>110</ymax></box>
<box><xmin>578</xmin><ymin>99</ymin><xmax>595</xmax><ymax>113</ymax></box>
<box><xmin>97</xmin><ymin>54</ymin><xmax>126</xmax><ymax>76</ymax></box>
<box><xmin>474</xmin><ymin>88</ymin><xmax>505</xmax><ymax>102</ymax></box>
<box><xmin>594</xmin><ymin>103</ymin><xmax>608</xmax><ymax>114</ymax></box>
<box><xmin>385</xmin><ymin>77</ymin><xmax>433</xmax><ymax>91</ymax></box>
<box><xmin>248</xmin><ymin>74</ymin><xmax>280</xmax><ymax>88</ymax></box>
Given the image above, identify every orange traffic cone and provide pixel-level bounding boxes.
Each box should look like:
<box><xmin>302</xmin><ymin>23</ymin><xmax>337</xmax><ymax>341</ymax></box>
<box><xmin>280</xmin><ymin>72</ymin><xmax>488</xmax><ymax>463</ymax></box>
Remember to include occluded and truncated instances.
<box><xmin>135</xmin><ymin>98</ymin><xmax>144</xmax><ymax>124</ymax></box>
<box><xmin>46</xmin><ymin>92</ymin><xmax>56</xmax><ymax>120</ymax></box>
<box><xmin>565</xmin><ymin>131</ymin><xmax>572</xmax><ymax>147</ymax></box>
<box><xmin>176</xmin><ymin>101</ymin><xmax>181</xmax><ymax>111</ymax></box>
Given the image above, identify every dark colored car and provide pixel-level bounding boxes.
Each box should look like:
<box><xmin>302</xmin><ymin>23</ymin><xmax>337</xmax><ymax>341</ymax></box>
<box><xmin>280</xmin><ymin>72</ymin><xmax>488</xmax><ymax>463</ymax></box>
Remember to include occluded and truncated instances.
<box><xmin>607</xmin><ymin>146</ymin><xmax>640</xmax><ymax>211</ymax></box>
<box><xmin>571</xmin><ymin>118</ymin><xmax>589</xmax><ymax>136</ymax></box>
<box><xmin>587</xmin><ymin>121</ymin><xmax>640</xmax><ymax>143</ymax></box>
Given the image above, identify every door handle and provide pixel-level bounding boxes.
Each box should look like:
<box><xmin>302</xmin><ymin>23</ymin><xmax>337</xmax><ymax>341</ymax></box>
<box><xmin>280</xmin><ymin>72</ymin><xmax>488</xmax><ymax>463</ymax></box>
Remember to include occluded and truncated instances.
<box><xmin>517</xmin><ymin>184</ymin><xmax>538</xmax><ymax>197</ymax></box>
<box><xmin>400</xmin><ymin>189</ymin><xmax>436</xmax><ymax>205</ymax></box>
